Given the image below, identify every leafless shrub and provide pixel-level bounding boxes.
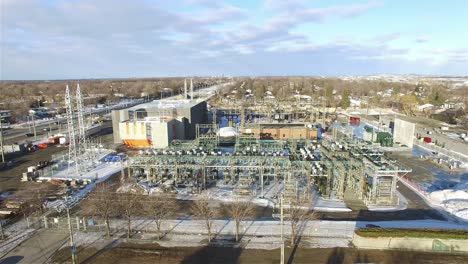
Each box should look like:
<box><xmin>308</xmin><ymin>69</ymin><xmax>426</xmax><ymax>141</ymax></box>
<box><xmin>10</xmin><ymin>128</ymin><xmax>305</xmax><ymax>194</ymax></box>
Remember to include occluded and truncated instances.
<box><xmin>143</xmin><ymin>195</ymin><xmax>178</xmax><ymax>240</ymax></box>
<box><xmin>285</xmin><ymin>197</ymin><xmax>316</xmax><ymax>246</ymax></box>
<box><xmin>81</xmin><ymin>183</ymin><xmax>117</xmax><ymax>237</ymax></box>
<box><xmin>117</xmin><ymin>192</ymin><xmax>143</xmax><ymax>238</ymax></box>
<box><xmin>223</xmin><ymin>199</ymin><xmax>255</xmax><ymax>242</ymax></box>
<box><xmin>190</xmin><ymin>197</ymin><xmax>218</xmax><ymax>243</ymax></box>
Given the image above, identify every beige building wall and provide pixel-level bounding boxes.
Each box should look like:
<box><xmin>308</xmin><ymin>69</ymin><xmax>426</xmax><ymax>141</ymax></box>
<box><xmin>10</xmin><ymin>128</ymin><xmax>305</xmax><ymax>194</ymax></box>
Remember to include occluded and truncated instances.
<box><xmin>243</xmin><ymin>127</ymin><xmax>318</xmax><ymax>140</ymax></box>
<box><xmin>119</xmin><ymin>121</ymin><xmax>147</xmax><ymax>140</ymax></box>
<box><xmin>150</xmin><ymin>122</ymin><xmax>169</xmax><ymax>149</ymax></box>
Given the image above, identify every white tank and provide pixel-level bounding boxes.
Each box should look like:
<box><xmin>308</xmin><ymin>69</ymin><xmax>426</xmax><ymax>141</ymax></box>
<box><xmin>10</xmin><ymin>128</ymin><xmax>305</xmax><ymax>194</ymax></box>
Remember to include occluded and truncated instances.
<box><xmin>217</xmin><ymin>127</ymin><xmax>238</xmax><ymax>138</ymax></box>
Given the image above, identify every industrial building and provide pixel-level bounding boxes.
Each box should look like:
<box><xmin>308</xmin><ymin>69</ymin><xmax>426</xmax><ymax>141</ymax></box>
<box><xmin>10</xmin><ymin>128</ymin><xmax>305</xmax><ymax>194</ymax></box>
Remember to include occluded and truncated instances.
<box><xmin>393</xmin><ymin>118</ymin><xmax>415</xmax><ymax>147</ymax></box>
<box><xmin>241</xmin><ymin>123</ymin><xmax>319</xmax><ymax>140</ymax></box>
<box><xmin>112</xmin><ymin>99</ymin><xmax>207</xmax><ymax>148</ymax></box>
<box><xmin>0</xmin><ymin>110</ymin><xmax>12</xmax><ymax>123</ymax></box>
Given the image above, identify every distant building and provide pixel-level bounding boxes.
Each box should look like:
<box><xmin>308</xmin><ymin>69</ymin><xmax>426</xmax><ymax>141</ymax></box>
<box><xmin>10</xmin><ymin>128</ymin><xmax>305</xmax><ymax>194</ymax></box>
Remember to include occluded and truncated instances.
<box><xmin>28</xmin><ymin>107</ymin><xmax>56</xmax><ymax>118</ymax></box>
<box><xmin>242</xmin><ymin>123</ymin><xmax>318</xmax><ymax>140</ymax></box>
<box><xmin>0</xmin><ymin>110</ymin><xmax>12</xmax><ymax>123</ymax></box>
<box><xmin>393</xmin><ymin>118</ymin><xmax>415</xmax><ymax>148</ymax></box>
<box><xmin>442</xmin><ymin>102</ymin><xmax>465</xmax><ymax>110</ymax></box>
<box><xmin>417</xmin><ymin>103</ymin><xmax>434</xmax><ymax>112</ymax></box>
<box><xmin>350</xmin><ymin>98</ymin><xmax>361</xmax><ymax>107</ymax></box>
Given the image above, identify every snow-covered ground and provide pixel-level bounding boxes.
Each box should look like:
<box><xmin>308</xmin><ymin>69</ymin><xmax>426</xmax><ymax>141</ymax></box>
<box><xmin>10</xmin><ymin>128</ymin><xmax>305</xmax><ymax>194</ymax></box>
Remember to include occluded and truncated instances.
<box><xmin>355</xmin><ymin>219</ymin><xmax>468</xmax><ymax>230</ymax></box>
<box><xmin>174</xmin><ymin>181</ymin><xmax>352</xmax><ymax>212</ymax></box>
<box><xmin>44</xmin><ymin>151</ymin><xmax>125</xmax><ymax>211</ymax></box>
<box><xmin>68</xmin><ymin>218</ymin><xmax>467</xmax><ymax>251</ymax></box>
<box><xmin>0</xmin><ymin>228</ymin><xmax>36</xmax><ymax>256</ymax></box>
<box><xmin>314</xmin><ymin>197</ymin><xmax>351</xmax><ymax>212</ymax></box>
<box><xmin>428</xmin><ymin>181</ymin><xmax>468</xmax><ymax>221</ymax></box>
<box><xmin>110</xmin><ymin>219</ymin><xmax>356</xmax><ymax>245</ymax></box>
<box><xmin>39</xmin><ymin>149</ymin><xmax>119</xmax><ymax>181</ymax></box>
<box><xmin>367</xmin><ymin>191</ymin><xmax>408</xmax><ymax>212</ymax></box>
<box><xmin>407</xmin><ymin>146</ymin><xmax>468</xmax><ymax>221</ymax></box>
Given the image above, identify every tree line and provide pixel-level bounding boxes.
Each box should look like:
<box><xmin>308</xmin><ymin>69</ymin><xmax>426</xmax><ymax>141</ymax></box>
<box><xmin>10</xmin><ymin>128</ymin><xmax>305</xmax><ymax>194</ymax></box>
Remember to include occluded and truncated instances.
<box><xmin>82</xmin><ymin>183</ymin><xmax>315</xmax><ymax>245</ymax></box>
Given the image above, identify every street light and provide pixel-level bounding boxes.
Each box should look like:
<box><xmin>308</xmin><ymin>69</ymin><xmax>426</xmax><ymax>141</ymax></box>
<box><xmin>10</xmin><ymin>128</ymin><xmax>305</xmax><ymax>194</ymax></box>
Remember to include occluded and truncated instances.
<box><xmin>0</xmin><ymin>117</ymin><xmax>5</xmax><ymax>163</ymax></box>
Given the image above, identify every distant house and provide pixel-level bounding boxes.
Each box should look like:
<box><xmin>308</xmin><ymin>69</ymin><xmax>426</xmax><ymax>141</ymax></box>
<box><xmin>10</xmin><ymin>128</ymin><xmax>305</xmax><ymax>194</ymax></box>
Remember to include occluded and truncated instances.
<box><xmin>442</xmin><ymin>102</ymin><xmax>465</xmax><ymax>110</ymax></box>
<box><xmin>29</xmin><ymin>107</ymin><xmax>56</xmax><ymax>118</ymax></box>
<box><xmin>0</xmin><ymin>110</ymin><xmax>12</xmax><ymax>123</ymax></box>
<box><xmin>293</xmin><ymin>94</ymin><xmax>311</xmax><ymax>101</ymax></box>
<box><xmin>382</xmin><ymin>88</ymin><xmax>393</xmax><ymax>98</ymax></box>
<box><xmin>350</xmin><ymin>98</ymin><xmax>361</xmax><ymax>107</ymax></box>
<box><xmin>417</xmin><ymin>103</ymin><xmax>434</xmax><ymax>112</ymax></box>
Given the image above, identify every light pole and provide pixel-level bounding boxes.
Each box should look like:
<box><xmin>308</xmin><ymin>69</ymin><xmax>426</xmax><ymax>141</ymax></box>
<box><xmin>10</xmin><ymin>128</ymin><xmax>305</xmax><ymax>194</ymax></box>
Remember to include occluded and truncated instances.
<box><xmin>0</xmin><ymin>218</ymin><xmax>4</xmax><ymax>240</ymax></box>
<box><xmin>0</xmin><ymin>117</ymin><xmax>5</xmax><ymax>163</ymax></box>
<box><xmin>65</xmin><ymin>197</ymin><xmax>77</xmax><ymax>264</ymax></box>
<box><xmin>280</xmin><ymin>194</ymin><xmax>284</xmax><ymax>264</ymax></box>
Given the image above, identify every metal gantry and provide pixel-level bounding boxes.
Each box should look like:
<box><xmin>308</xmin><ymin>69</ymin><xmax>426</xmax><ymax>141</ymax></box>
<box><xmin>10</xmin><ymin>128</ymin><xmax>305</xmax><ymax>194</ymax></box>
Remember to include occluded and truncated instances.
<box><xmin>128</xmin><ymin>128</ymin><xmax>410</xmax><ymax>206</ymax></box>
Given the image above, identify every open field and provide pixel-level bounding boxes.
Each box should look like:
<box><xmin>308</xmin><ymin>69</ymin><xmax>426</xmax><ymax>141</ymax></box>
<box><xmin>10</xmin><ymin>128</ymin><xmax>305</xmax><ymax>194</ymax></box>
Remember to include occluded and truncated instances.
<box><xmin>0</xmin><ymin>146</ymin><xmax>67</xmax><ymax>194</ymax></box>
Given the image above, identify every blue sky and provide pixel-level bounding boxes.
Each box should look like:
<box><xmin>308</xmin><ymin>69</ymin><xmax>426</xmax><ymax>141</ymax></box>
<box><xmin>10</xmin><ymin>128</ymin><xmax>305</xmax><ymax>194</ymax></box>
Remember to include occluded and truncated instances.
<box><xmin>1</xmin><ymin>0</ymin><xmax>467</xmax><ymax>80</ymax></box>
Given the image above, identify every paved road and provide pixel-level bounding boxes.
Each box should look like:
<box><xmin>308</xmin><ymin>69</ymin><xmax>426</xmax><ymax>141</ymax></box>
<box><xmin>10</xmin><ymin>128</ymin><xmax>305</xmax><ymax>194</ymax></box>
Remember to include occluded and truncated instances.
<box><xmin>0</xmin><ymin>229</ymin><xmax>68</xmax><ymax>264</ymax></box>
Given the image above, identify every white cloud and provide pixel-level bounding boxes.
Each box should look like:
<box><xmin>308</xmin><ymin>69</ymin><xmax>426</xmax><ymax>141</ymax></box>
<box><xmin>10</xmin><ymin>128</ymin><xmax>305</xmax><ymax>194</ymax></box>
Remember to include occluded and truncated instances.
<box><xmin>1</xmin><ymin>0</ymin><xmax>466</xmax><ymax>79</ymax></box>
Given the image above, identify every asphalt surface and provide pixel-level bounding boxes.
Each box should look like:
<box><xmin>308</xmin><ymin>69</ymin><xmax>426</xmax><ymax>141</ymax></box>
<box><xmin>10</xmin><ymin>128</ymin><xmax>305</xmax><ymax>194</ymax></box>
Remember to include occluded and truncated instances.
<box><xmin>0</xmin><ymin>229</ymin><xmax>68</xmax><ymax>264</ymax></box>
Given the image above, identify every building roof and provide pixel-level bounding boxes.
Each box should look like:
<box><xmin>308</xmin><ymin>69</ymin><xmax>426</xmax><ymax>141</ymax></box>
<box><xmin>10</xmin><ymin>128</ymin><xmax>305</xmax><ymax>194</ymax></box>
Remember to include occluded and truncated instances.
<box><xmin>126</xmin><ymin>99</ymin><xmax>201</xmax><ymax>111</ymax></box>
<box><xmin>244</xmin><ymin>123</ymin><xmax>317</xmax><ymax>129</ymax></box>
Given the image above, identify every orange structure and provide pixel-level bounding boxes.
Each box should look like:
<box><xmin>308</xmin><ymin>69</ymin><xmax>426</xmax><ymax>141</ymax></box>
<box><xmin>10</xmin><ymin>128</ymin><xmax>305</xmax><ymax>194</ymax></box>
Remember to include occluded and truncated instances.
<box><xmin>122</xmin><ymin>139</ymin><xmax>152</xmax><ymax>147</ymax></box>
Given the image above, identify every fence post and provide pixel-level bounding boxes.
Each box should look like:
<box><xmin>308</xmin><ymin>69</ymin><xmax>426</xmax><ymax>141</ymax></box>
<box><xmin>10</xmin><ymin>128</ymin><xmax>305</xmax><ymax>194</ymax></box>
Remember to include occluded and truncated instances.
<box><xmin>43</xmin><ymin>216</ymin><xmax>48</xmax><ymax>228</ymax></box>
<box><xmin>26</xmin><ymin>217</ymin><xmax>30</xmax><ymax>228</ymax></box>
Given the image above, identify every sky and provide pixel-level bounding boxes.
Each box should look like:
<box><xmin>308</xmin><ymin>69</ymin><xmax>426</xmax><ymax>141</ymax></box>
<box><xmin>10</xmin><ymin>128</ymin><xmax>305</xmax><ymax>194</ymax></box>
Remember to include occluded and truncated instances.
<box><xmin>1</xmin><ymin>0</ymin><xmax>468</xmax><ymax>80</ymax></box>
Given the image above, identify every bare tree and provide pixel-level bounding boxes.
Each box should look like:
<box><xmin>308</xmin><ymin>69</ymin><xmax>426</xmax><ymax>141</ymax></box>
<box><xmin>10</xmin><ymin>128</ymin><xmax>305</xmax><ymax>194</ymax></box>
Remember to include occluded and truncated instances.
<box><xmin>7</xmin><ymin>184</ymin><xmax>53</xmax><ymax>218</ymax></box>
<box><xmin>118</xmin><ymin>192</ymin><xmax>143</xmax><ymax>238</ymax></box>
<box><xmin>285</xmin><ymin>197</ymin><xmax>315</xmax><ymax>246</ymax></box>
<box><xmin>143</xmin><ymin>195</ymin><xmax>178</xmax><ymax>240</ymax></box>
<box><xmin>82</xmin><ymin>183</ymin><xmax>117</xmax><ymax>237</ymax></box>
<box><xmin>223</xmin><ymin>199</ymin><xmax>255</xmax><ymax>242</ymax></box>
<box><xmin>190</xmin><ymin>197</ymin><xmax>218</xmax><ymax>242</ymax></box>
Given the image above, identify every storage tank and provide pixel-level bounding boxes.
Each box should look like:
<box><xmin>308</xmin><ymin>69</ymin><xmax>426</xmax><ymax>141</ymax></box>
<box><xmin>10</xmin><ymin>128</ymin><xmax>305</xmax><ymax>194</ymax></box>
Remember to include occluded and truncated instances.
<box><xmin>217</xmin><ymin>127</ymin><xmax>238</xmax><ymax>146</ymax></box>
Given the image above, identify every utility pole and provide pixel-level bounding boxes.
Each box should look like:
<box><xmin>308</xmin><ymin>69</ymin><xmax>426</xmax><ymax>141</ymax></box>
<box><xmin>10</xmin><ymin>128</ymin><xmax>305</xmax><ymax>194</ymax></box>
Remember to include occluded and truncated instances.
<box><xmin>64</xmin><ymin>196</ymin><xmax>77</xmax><ymax>263</ymax></box>
<box><xmin>0</xmin><ymin>218</ymin><xmax>5</xmax><ymax>240</ymax></box>
<box><xmin>32</xmin><ymin>115</ymin><xmax>37</xmax><ymax>140</ymax></box>
<box><xmin>48</xmin><ymin>122</ymin><xmax>52</xmax><ymax>138</ymax></box>
<box><xmin>27</xmin><ymin>116</ymin><xmax>32</xmax><ymax>133</ymax></box>
<box><xmin>66</xmin><ymin>200</ymin><xmax>77</xmax><ymax>264</ymax></box>
<box><xmin>0</xmin><ymin>118</ymin><xmax>4</xmax><ymax>163</ymax></box>
<box><xmin>280</xmin><ymin>194</ymin><xmax>284</xmax><ymax>264</ymax></box>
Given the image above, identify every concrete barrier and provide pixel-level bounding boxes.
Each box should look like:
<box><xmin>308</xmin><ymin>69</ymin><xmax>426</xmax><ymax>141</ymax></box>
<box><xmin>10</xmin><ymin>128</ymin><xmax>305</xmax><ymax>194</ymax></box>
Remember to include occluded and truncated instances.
<box><xmin>353</xmin><ymin>234</ymin><xmax>468</xmax><ymax>253</ymax></box>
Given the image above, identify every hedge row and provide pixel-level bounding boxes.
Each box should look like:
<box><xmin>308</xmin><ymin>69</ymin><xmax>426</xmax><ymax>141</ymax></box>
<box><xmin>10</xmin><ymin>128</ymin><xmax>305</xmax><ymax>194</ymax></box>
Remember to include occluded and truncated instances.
<box><xmin>356</xmin><ymin>228</ymin><xmax>468</xmax><ymax>240</ymax></box>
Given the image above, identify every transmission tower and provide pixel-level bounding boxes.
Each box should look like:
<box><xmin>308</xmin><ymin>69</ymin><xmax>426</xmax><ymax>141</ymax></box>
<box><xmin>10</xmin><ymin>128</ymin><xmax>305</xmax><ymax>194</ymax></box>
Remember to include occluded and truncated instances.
<box><xmin>76</xmin><ymin>84</ymin><xmax>87</xmax><ymax>154</ymax></box>
<box><xmin>65</xmin><ymin>85</ymin><xmax>78</xmax><ymax>176</ymax></box>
